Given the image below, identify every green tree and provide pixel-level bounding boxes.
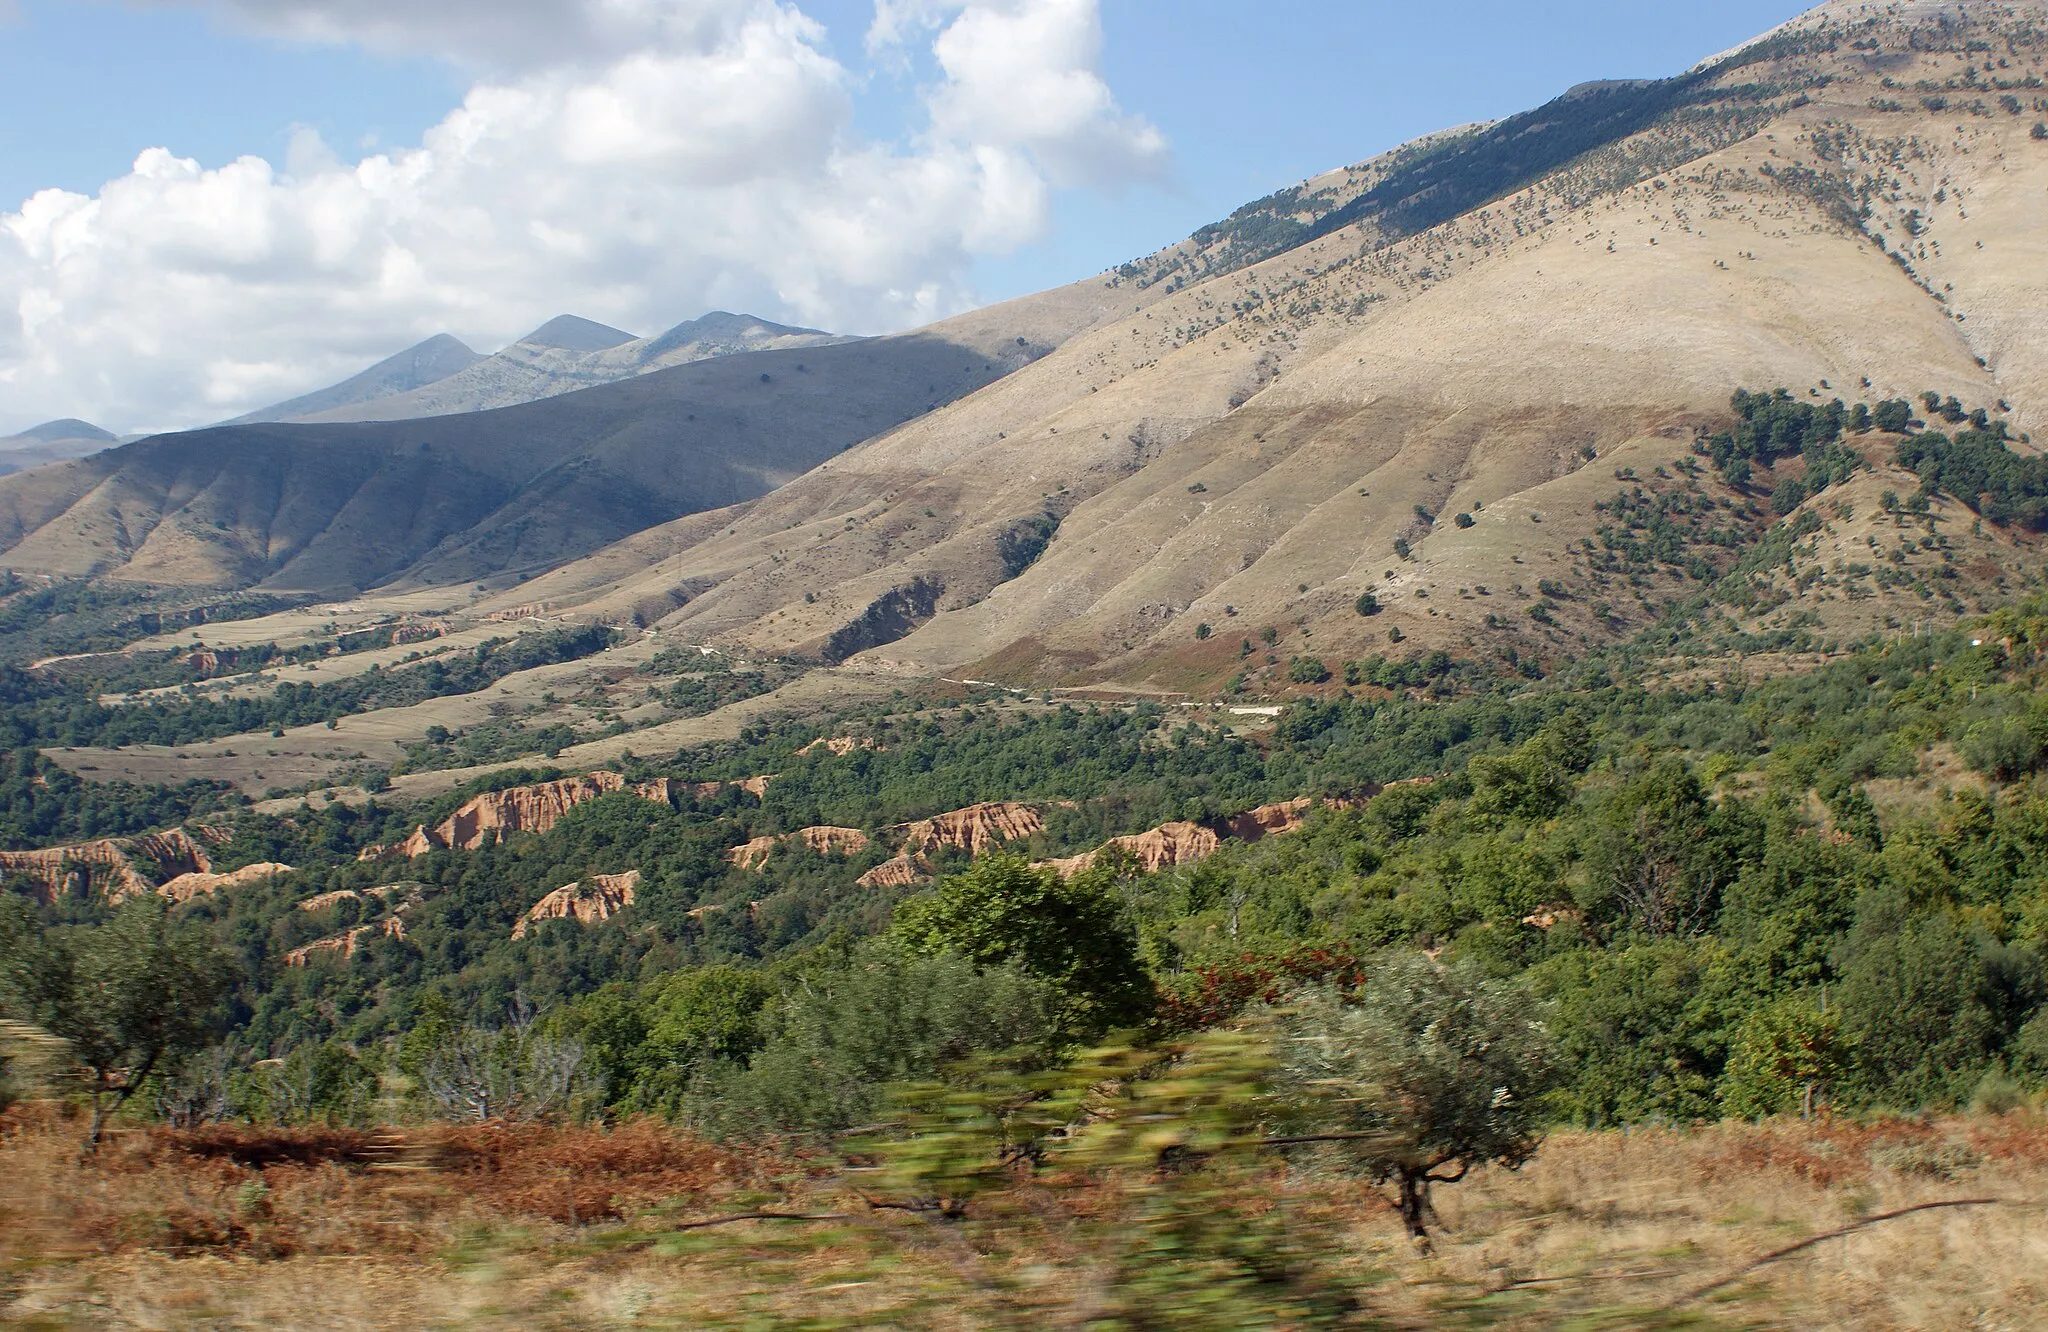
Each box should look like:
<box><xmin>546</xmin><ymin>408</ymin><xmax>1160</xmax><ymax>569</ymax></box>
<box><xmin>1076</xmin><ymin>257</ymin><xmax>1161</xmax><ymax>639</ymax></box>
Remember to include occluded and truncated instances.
<box><xmin>707</xmin><ymin>944</ymin><xmax>1058</xmax><ymax>1135</ymax></box>
<box><xmin>1834</xmin><ymin>907</ymin><xmax>2016</xmax><ymax>1106</ymax></box>
<box><xmin>0</xmin><ymin>896</ymin><xmax>236</xmax><ymax>1150</ymax></box>
<box><xmin>1354</xmin><ymin>591</ymin><xmax>1379</xmax><ymax>617</ymax></box>
<box><xmin>1719</xmin><ymin>995</ymin><xmax>1850</xmax><ymax>1119</ymax></box>
<box><xmin>893</xmin><ymin>855</ymin><xmax>1153</xmax><ymax>1033</ymax></box>
<box><xmin>1271</xmin><ymin>956</ymin><xmax>1555</xmax><ymax>1245</ymax></box>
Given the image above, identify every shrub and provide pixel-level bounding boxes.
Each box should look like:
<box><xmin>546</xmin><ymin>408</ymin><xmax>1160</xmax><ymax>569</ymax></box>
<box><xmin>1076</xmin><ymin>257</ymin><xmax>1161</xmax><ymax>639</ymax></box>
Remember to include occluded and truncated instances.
<box><xmin>1354</xmin><ymin>592</ymin><xmax>1379</xmax><ymax>616</ymax></box>
<box><xmin>1771</xmin><ymin>476</ymin><xmax>1809</xmax><ymax>516</ymax></box>
<box><xmin>1286</xmin><ymin>656</ymin><xmax>1330</xmax><ymax>685</ymax></box>
<box><xmin>1453</xmin><ymin>512</ymin><xmax>1475</xmax><ymax>529</ymax></box>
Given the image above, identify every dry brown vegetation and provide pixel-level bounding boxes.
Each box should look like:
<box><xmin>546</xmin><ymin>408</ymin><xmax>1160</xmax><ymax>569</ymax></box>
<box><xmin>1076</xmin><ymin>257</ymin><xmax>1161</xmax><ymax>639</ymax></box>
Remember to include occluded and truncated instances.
<box><xmin>5</xmin><ymin>1105</ymin><xmax>2045</xmax><ymax>1328</ymax></box>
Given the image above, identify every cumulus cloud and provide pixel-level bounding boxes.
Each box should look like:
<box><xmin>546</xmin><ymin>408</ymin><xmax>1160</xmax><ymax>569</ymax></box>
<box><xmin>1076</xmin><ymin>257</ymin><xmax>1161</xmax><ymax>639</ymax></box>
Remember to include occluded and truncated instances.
<box><xmin>1</xmin><ymin>0</ymin><xmax>1168</xmax><ymax>432</ymax></box>
<box><xmin>874</xmin><ymin>0</ymin><xmax>1166</xmax><ymax>187</ymax></box>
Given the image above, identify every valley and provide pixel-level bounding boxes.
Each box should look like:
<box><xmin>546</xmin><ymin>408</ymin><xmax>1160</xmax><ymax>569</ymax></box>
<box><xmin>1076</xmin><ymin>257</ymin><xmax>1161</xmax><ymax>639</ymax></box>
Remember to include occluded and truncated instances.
<box><xmin>6</xmin><ymin>3</ymin><xmax>2048</xmax><ymax>1328</ymax></box>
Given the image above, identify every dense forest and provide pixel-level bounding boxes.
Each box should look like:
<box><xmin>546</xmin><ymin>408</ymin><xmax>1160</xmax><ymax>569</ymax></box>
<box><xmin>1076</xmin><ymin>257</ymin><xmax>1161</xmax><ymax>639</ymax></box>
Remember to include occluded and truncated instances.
<box><xmin>6</xmin><ymin>603</ymin><xmax>2048</xmax><ymax>1141</ymax></box>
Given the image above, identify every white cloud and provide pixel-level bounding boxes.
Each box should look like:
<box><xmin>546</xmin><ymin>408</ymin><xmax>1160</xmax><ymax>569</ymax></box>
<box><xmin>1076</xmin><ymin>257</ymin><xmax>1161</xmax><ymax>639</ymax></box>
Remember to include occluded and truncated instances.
<box><xmin>876</xmin><ymin>0</ymin><xmax>1167</xmax><ymax>188</ymax></box>
<box><xmin>2</xmin><ymin>0</ymin><xmax>1168</xmax><ymax>432</ymax></box>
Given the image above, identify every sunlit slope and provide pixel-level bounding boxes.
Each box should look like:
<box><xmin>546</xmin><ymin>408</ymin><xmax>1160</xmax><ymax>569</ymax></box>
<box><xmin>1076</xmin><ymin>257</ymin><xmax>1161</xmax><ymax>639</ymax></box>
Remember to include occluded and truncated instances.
<box><xmin>498</xmin><ymin>1</ymin><xmax>2047</xmax><ymax>688</ymax></box>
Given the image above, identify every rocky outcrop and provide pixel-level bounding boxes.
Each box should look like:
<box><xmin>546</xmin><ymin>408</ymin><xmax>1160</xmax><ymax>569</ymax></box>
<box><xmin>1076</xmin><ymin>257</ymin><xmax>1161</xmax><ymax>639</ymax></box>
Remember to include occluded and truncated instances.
<box><xmin>157</xmin><ymin>862</ymin><xmax>294</xmax><ymax>904</ymax></box>
<box><xmin>796</xmin><ymin>736</ymin><xmax>879</xmax><ymax>757</ymax></box>
<box><xmin>727</xmin><ymin>826</ymin><xmax>870</xmax><ymax>870</ymax></box>
<box><xmin>0</xmin><ymin>825</ymin><xmax>233</xmax><ymax>904</ymax></box>
<box><xmin>1043</xmin><ymin>822</ymin><xmax>1221</xmax><ymax>878</ymax></box>
<box><xmin>285</xmin><ymin>914</ymin><xmax>409</xmax><ymax>966</ymax></box>
<box><xmin>1040</xmin><ymin>793</ymin><xmax>1382</xmax><ymax>879</ymax></box>
<box><xmin>359</xmin><ymin>772</ymin><xmax>674</xmax><ymax>859</ymax></box>
<box><xmin>1221</xmin><ymin>799</ymin><xmax>1314</xmax><ymax>842</ymax></box>
<box><xmin>284</xmin><ymin>884</ymin><xmax>429</xmax><ymax>965</ymax></box>
<box><xmin>899</xmin><ymin>802</ymin><xmax>1045</xmax><ymax>858</ymax></box>
<box><xmin>725</xmin><ymin>836</ymin><xmax>778</xmax><ymax>870</ymax></box>
<box><xmin>513</xmin><ymin>870</ymin><xmax>640</xmax><ymax>939</ymax></box>
<box><xmin>680</xmin><ymin>775</ymin><xmax>776</xmax><ymax>802</ymax></box>
<box><xmin>855</xmin><ymin>853</ymin><xmax>932</xmax><ymax>889</ymax></box>
<box><xmin>390</xmin><ymin>619</ymin><xmax>452</xmax><ymax>645</ymax></box>
<box><xmin>297</xmin><ymin>882</ymin><xmax>423</xmax><ymax>913</ymax></box>
<box><xmin>298</xmin><ymin>888</ymin><xmax>364</xmax><ymax>913</ymax></box>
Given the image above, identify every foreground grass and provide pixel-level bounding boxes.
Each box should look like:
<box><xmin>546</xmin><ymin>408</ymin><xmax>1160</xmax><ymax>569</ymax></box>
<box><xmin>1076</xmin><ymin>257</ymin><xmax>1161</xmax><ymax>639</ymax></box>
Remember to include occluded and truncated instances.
<box><xmin>2</xmin><ymin>1107</ymin><xmax>2044</xmax><ymax>1329</ymax></box>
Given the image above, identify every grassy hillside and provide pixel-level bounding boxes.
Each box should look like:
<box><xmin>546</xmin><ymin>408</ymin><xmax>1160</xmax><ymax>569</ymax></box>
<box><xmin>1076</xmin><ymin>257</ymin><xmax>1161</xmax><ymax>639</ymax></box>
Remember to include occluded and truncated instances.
<box><xmin>485</xmin><ymin>1</ymin><xmax>2048</xmax><ymax>692</ymax></box>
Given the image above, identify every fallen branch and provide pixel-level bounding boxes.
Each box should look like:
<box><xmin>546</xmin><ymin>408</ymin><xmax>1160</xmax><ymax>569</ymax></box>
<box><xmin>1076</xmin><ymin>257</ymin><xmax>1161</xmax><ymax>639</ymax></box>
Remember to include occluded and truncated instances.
<box><xmin>670</xmin><ymin>1211</ymin><xmax>851</xmax><ymax>1232</ymax></box>
<box><xmin>1665</xmin><ymin>1198</ymin><xmax>1999</xmax><ymax>1308</ymax></box>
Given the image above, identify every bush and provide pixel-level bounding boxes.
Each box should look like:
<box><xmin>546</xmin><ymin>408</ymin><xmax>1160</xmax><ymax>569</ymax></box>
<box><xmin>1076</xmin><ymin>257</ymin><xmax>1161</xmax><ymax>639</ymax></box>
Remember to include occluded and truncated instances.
<box><xmin>1354</xmin><ymin>592</ymin><xmax>1379</xmax><ymax>617</ymax></box>
<box><xmin>1719</xmin><ymin>996</ymin><xmax>1849</xmax><ymax>1118</ymax></box>
<box><xmin>1960</xmin><ymin>715</ymin><xmax>2045</xmax><ymax>781</ymax></box>
<box><xmin>1453</xmin><ymin>512</ymin><xmax>1475</xmax><ymax>529</ymax></box>
<box><xmin>1286</xmin><ymin>656</ymin><xmax>1331</xmax><ymax>685</ymax></box>
<box><xmin>2033</xmin><ymin>122</ymin><xmax>2048</xmax><ymax>140</ymax></box>
<box><xmin>1770</xmin><ymin>476</ymin><xmax>1808</xmax><ymax>516</ymax></box>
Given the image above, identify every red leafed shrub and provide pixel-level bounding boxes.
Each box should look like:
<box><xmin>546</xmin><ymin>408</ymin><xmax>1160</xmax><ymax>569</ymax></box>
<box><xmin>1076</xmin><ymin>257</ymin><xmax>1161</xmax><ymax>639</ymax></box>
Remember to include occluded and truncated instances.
<box><xmin>422</xmin><ymin>1119</ymin><xmax>772</xmax><ymax>1223</ymax></box>
<box><xmin>1154</xmin><ymin>945</ymin><xmax>1369</xmax><ymax>1032</ymax></box>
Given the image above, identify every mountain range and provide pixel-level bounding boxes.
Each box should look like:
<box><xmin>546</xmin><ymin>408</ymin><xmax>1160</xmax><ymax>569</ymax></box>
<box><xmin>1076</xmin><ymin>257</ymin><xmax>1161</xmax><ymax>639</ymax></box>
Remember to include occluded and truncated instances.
<box><xmin>224</xmin><ymin>311</ymin><xmax>854</xmax><ymax>427</ymax></box>
<box><xmin>5</xmin><ymin>0</ymin><xmax>2047</xmax><ymax>702</ymax></box>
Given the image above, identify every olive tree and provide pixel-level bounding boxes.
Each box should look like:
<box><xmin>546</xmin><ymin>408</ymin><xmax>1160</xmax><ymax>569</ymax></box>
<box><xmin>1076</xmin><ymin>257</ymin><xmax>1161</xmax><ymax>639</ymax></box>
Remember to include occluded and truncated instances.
<box><xmin>1272</xmin><ymin>954</ymin><xmax>1555</xmax><ymax>1246</ymax></box>
<box><xmin>420</xmin><ymin>997</ymin><xmax>595</xmax><ymax>1122</ymax></box>
<box><xmin>0</xmin><ymin>896</ymin><xmax>236</xmax><ymax>1150</ymax></box>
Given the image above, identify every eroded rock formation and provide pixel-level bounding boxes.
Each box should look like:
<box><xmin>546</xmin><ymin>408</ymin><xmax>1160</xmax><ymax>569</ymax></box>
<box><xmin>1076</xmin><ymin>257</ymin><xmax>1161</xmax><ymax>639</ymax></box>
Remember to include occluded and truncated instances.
<box><xmin>1042</xmin><ymin>822</ymin><xmax>1222</xmax><ymax>878</ymax></box>
<box><xmin>157</xmin><ymin>862</ymin><xmax>295</xmax><ymax>904</ymax></box>
<box><xmin>1041</xmin><ymin>793</ymin><xmax>1381</xmax><ymax>879</ymax></box>
<box><xmin>0</xmin><ymin>825</ymin><xmax>234</xmax><ymax>904</ymax></box>
<box><xmin>360</xmin><ymin>771</ymin><xmax>674</xmax><ymax>859</ymax></box>
<box><xmin>855</xmin><ymin>853</ymin><xmax>932</xmax><ymax>889</ymax></box>
<box><xmin>727</xmin><ymin>826</ymin><xmax>871</xmax><ymax>870</ymax></box>
<box><xmin>284</xmin><ymin>884</ymin><xmax>430</xmax><ymax>965</ymax></box>
<box><xmin>899</xmin><ymin>802</ymin><xmax>1045</xmax><ymax>858</ymax></box>
<box><xmin>796</xmin><ymin>736</ymin><xmax>879</xmax><ymax>757</ymax></box>
<box><xmin>513</xmin><ymin>870</ymin><xmax>641</xmax><ymax>939</ymax></box>
<box><xmin>285</xmin><ymin>914</ymin><xmax>409</xmax><ymax>966</ymax></box>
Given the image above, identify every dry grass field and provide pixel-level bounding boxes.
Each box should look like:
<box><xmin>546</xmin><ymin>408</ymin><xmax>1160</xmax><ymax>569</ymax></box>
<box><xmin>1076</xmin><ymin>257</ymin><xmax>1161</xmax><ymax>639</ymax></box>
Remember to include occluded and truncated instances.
<box><xmin>4</xmin><ymin>1105</ymin><xmax>2043</xmax><ymax>1329</ymax></box>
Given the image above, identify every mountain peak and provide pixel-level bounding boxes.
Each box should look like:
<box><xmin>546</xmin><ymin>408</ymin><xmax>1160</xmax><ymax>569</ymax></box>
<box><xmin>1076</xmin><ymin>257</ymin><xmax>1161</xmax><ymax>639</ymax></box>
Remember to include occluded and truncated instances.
<box><xmin>222</xmin><ymin>334</ymin><xmax>482</xmax><ymax>426</ymax></box>
<box><xmin>516</xmin><ymin>315</ymin><xmax>638</xmax><ymax>353</ymax></box>
<box><xmin>4</xmin><ymin>418</ymin><xmax>116</xmax><ymax>445</ymax></box>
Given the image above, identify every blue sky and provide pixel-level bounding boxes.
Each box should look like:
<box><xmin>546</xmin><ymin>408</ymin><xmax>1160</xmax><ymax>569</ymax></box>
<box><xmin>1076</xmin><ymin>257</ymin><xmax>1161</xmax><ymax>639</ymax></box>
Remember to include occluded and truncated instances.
<box><xmin>0</xmin><ymin>0</ymin><xmax>1812</xmax><ymax>432</ymax></box>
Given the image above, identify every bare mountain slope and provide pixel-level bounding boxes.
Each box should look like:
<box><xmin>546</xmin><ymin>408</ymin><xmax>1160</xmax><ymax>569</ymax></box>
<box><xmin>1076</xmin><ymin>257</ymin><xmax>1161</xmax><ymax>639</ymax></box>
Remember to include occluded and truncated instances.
<box><xmin>0</xmin><ymin>279</ymin><xmax>1138</xmax><ymax>591</ymax></box>
<box><xmin>300</xmin><ymin>311</ymin><xmax>857</xmax><ymax>424</ymax></box>
<box><xmin>494</xmin><ymin>0</ymin><xmax>2048</xmax><ymax>692</ymax></box>
<box><xmin>223</xmin><ymin>335</ymin><xmax>483</xmax><ymax>426</ymax></box>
